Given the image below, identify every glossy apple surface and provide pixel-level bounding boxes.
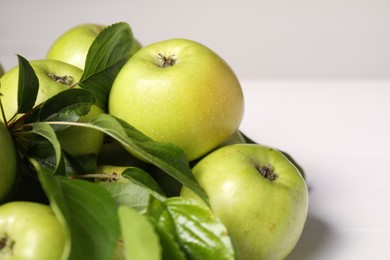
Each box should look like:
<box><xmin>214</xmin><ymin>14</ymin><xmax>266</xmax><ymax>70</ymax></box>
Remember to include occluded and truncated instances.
<box><xmin>108</xmin><ymin>38</ymin><xmax>244</xmax><ymax>161</ymax></box>
<box><xmin>0</xmin><ymin>201</ymin><xmax>66</xmax><ymax>259</ymax></box>
<box><xmin>46</xmin><ymin>23</ymin><xmax>141</xmax><ymax>70</ymax></box>
<box><xmin>181</xmin><ymin>143</ymin><xmax>309</xmax><ymax>259</ymax></box>
<box><xmin>0</xmin><ymin>122</ymin><xmax>17</xmax><ymax>201</ymax></box>
<box><xmin>0</xmin><ymin>59</ymin><xmax>104</xmax><ymax>157</ymax></box>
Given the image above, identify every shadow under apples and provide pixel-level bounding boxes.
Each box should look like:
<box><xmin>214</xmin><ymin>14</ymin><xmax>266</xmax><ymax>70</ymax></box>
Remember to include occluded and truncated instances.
<box><xmin>286</xmin><ymin>213</ymin><xmax>331</xmax><ymax>259</ymax></box>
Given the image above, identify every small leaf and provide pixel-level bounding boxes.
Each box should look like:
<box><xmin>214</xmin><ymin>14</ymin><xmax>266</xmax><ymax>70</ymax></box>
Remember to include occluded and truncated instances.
<box><xmin>35</xmin><ymin>163</ymin><xmax>120</xmax><ymax>260</ymax></box>
<box><xmin>118</xmin><ymin>206</ymin><xmax>161</xmax><ymax>260</ymax></box>
<box><xmin>79</xmin><ymin>22</ymin><xmax>133</xmax><ymax>110</ymax></box>
<box><xmin>16</xmin><ymin>54</ymin><xmax>39</xmax><ymax>114</ymax></box>
<box><xmin>27</xmin><ymin>139</ymin><xmax>97</xmax><ymax>176</ymax></box>
<box><xmin>25</xmin><ymin>122</ymin><xmax>65</xmax><ymax>175</ymax></box>
<box><xmin>100</xmin><ymin>182</ymin><xmax>152</xmax><ymax>212</ymax></box>
<box><xmin>99</xmin><ymin>166</ymin><xmax>165</xmax><ymax>211</ymax></box>
<box><xmin>147</xmin><ymin>196</ymin><xmax>236</xmax><ymax>260</ymax></box>
<box><xmin>122</xmin><ymin>167</ymin><xmax>165</xmax><ymax>195</ymax></box>
<box><xmin>38</xmin><ymin>88</ymin><xmax>95</xmax><ymax>131</ymax></box>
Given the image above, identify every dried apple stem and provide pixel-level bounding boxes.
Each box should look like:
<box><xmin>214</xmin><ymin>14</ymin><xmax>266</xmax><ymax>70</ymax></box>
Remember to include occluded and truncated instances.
<box><xmin>256</xmin><ymin>164</ymin><xmax>278</xmax><ymax>181</ymax></box>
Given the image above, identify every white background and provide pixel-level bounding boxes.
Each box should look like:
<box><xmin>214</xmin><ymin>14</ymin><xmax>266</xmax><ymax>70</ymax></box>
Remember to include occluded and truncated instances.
<box><xmin>1</xmin><ymin>0</ymin><xmax>390</xmax><ymax>79</ymax></box>
<box><xmin>1</xmin><ymin>1</ymin><xmax>390</xmax><ymax>259</ymax></box>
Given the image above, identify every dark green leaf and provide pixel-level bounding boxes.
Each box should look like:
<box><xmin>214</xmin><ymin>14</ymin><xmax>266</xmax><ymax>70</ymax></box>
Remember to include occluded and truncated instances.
<box><xmin>88</xmin><ymin>113</ymin><xmax>209</xmax><ymax>204</ymax></box>
<box><xmin>16</xmin><ymin>54</ymin><xmax>39</xmax><ymax>114</ymax></box>
<box><xmin>79</xmin><ymin>22</ymin><xmax>133</xmax><ymax>110</ymax></box>
<box><xmin>35</xmin><ymin>163</ymin><xmax>120</xmax><ymax>260</ymax></box>
<box><xmin>26</xmin><ymin>138</ymin><xmax>97</xmax><ymax>176</ymax></box>
<box><xmin>25</xmin><ymin>122</ymin><xmax>65</xmax><ymax>175</ymax></box>
<box><xmin>23</xmin><ymin>106</ymin><xmax>40</xmax><ymax>124</ymax></box>
<box><xmin>38</xmin><ymin>88</ymin><xmax>95</xmax><ymax>131</ymax></box>
<box><xmin>147</xmin><ymin>196</ymin><xmax>236</xmax><ymax>260</ymax></box>
<box><xmin>68</xmin><ymin>153</ymin><xmax>98</xmax><ymax>175</ymax></box>
<box><xmin>118</xmin><ymin>206</ymin><xmax>161</xmax><ymax>260</ymax></box>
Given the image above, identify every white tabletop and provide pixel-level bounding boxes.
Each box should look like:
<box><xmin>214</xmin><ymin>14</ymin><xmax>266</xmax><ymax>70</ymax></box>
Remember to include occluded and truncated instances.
<box><xmin>239</xmin><ymin>80</ymin><xmax>390</xmax><ymax>259</ymax></box>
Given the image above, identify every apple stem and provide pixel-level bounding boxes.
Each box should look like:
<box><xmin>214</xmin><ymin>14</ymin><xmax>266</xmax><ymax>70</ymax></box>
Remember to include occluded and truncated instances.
<box><xmin>156</xmin><ymin>53</ymin><xmax>176</xmax><ymax>68</ymax></box>
<box><xmin>257</xmin><ymin>164</ymin><xmax>278</xmax><ymax>181</ymax></box>
<box><xmin>0</xmin><ymin>233</ymin><xmax>14</xmax><ymax>255</ymax></box>
<box><xmin>48</xmin><ymin>73</ymin><xmax>74</xmax><ymax>86</ymax></box>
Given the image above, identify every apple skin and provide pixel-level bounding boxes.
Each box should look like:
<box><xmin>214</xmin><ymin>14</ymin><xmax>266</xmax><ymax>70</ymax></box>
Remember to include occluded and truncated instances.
<box><xmin>0</xmin><ymin>201</ymin><xmax>66</xmax><ymax>259</ymax></box>
<box><xmin>0</xmin><ymin>122</ymin><xmax>17</xmax><ymax>201</ymax></box>
<box><xmin>0</xmin><ymin>59</ymin><xmax>104</xmax><ymax>157</ymax></box>
<box><xmin>108</xmin><ymin>38</ymin><xmax>244</xmax><ymax>161</ymax></box>
<box><xmin>46</xmin><ymin>23</ymin><xmax>142</xmax><ymax>70</ymax></box>
<box><xmin>55</xmin><ymin>104</ymin><xmax>105</xmax><ymax>157</ymax></box>
<box><xmin>181</xmin><ymin>143</ymin><xmax>309</xmax><ymax>259</ymax></box>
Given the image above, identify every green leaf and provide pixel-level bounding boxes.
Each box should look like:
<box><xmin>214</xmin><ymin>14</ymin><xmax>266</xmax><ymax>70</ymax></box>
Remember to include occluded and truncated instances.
<box><xmin>122</xmin><ymin>167</ymin><xmax>165</xmax><ymax>195</ymax></box>
<box><xmin>100</xmin><ymin>182</ymin><xmax>152</xmax><ymax>212</ymax></box>
<box><xmin>38</xmin><ymin>88</ymin><xmax>95</xmax><ymax>131</ymax></box>
<box><xmin>99</xmin><ymin>167</ymin><xmax>165</xmax><ymax>211</ymax></box>
<box><xmin>148</xmin><ymin>219</ymin><xmax>187</xmax><ymax>260</ymax></box>
<box><xmin>118</xmin><ymin>206</ymin><xmax>161</xmax><ymax>260</ymax></box>
<box><xmin>16</xmin><ymin>54</ymin><xmax>39</xmax><ymax>114</ymax></box>
<box><xmin>147</xmin><ymin>196</ymin><xmax>236</xmax><ymax>260</ymax></box>
<box><xmin>35</xmin><ymin>163</ymin><xmax>120</xmax><ymax>260</ymax></box>
<box><xmin>79</xmin><ymin>22</ymin><xmax>133</xmax><ymax>110</ymax></box>
<box><xmin>24</xmin><ymin>122</ymin><xmax>65</xmax><ymax>175</ymax></box>
<box><xmin>27</xmin><ymin>139</ymin><xmax>97</xmax><ymax>176</ymax></box>
<box><xmin>88</xmin><ymin>113</ymin><xmax>209</xmax><ymax>204</ymax></box>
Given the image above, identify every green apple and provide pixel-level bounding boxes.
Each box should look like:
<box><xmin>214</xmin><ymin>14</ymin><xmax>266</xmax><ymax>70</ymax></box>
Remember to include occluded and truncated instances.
<box><xmin>55</xmin><ymin>104</ymin><xmax>104</xmax><ymax>157</ymax></box>
<box><xmin>181</xmin><ymin>143</ymin><xmax>309</xmax><ymax>259</ymax></box>
<box><xmin>46</xmin><ymin>23</ymin><xmax>142</xmax><ymax>70</ymax></box>
<box><xmin>108</xmin><ymin>38</ymin><xmax>244</xmax><ymax>161</ymax></box>
<box><xmin>0</xmin><ymin>201</ymin><xmax>66</xmax><ymax>259</ymax></box>
<box><xmin>0</xmin><ymin>59</ymin><xmax>104</xmax><ymax>157</ymax></box>
<box><xmin>0</xmin><ymin>122</ymin><xmax>17</xmax><ymax>201</ymax></box>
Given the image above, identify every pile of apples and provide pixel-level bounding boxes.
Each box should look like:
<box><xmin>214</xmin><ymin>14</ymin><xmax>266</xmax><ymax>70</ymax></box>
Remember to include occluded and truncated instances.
<box><xmin>0</xmin><ymin>22</ymin><xmax>308</xmax><ymax>260</ymax></box>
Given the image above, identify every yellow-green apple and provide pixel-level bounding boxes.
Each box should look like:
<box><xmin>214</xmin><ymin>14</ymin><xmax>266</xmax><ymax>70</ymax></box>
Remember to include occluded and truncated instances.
<box><xmin>181</xmin><ymin>143</ymin><xmax>309</xmax><ymax>259</ymax></box>
<box><xmin>0</xmin><ymin>201</ymin><xmax>66</xmax><ymax>259</ymax></box>
<box><xmin>46</xmin><ymin>23</ymin><xmax>142</xmax><ymax>70</ymax></box>
<box><xmin>0</xmin><ymin>121</ymin><xmax>17</xmax><ymax>201</ymax></box>
<box><xmin>108</xmin><ymin>38</ymin><xmax>244</xmax><ymax>161</ymax></box>
<box><xmin>0</xmin><ymin>59</ymin><xmax>104</xmax><ymax>157</ymax></box>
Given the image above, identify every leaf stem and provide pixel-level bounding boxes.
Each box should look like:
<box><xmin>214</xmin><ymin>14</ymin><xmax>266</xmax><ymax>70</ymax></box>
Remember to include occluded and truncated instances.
<box><xmin>70</xmin><ymin>173</ymin><xmax>124</xmax><ymax>181</ymax></box>
<box><xmin>21</xmin><ymin>120</ymin><xmax>87</xmax><ymax>129</ymax></box>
